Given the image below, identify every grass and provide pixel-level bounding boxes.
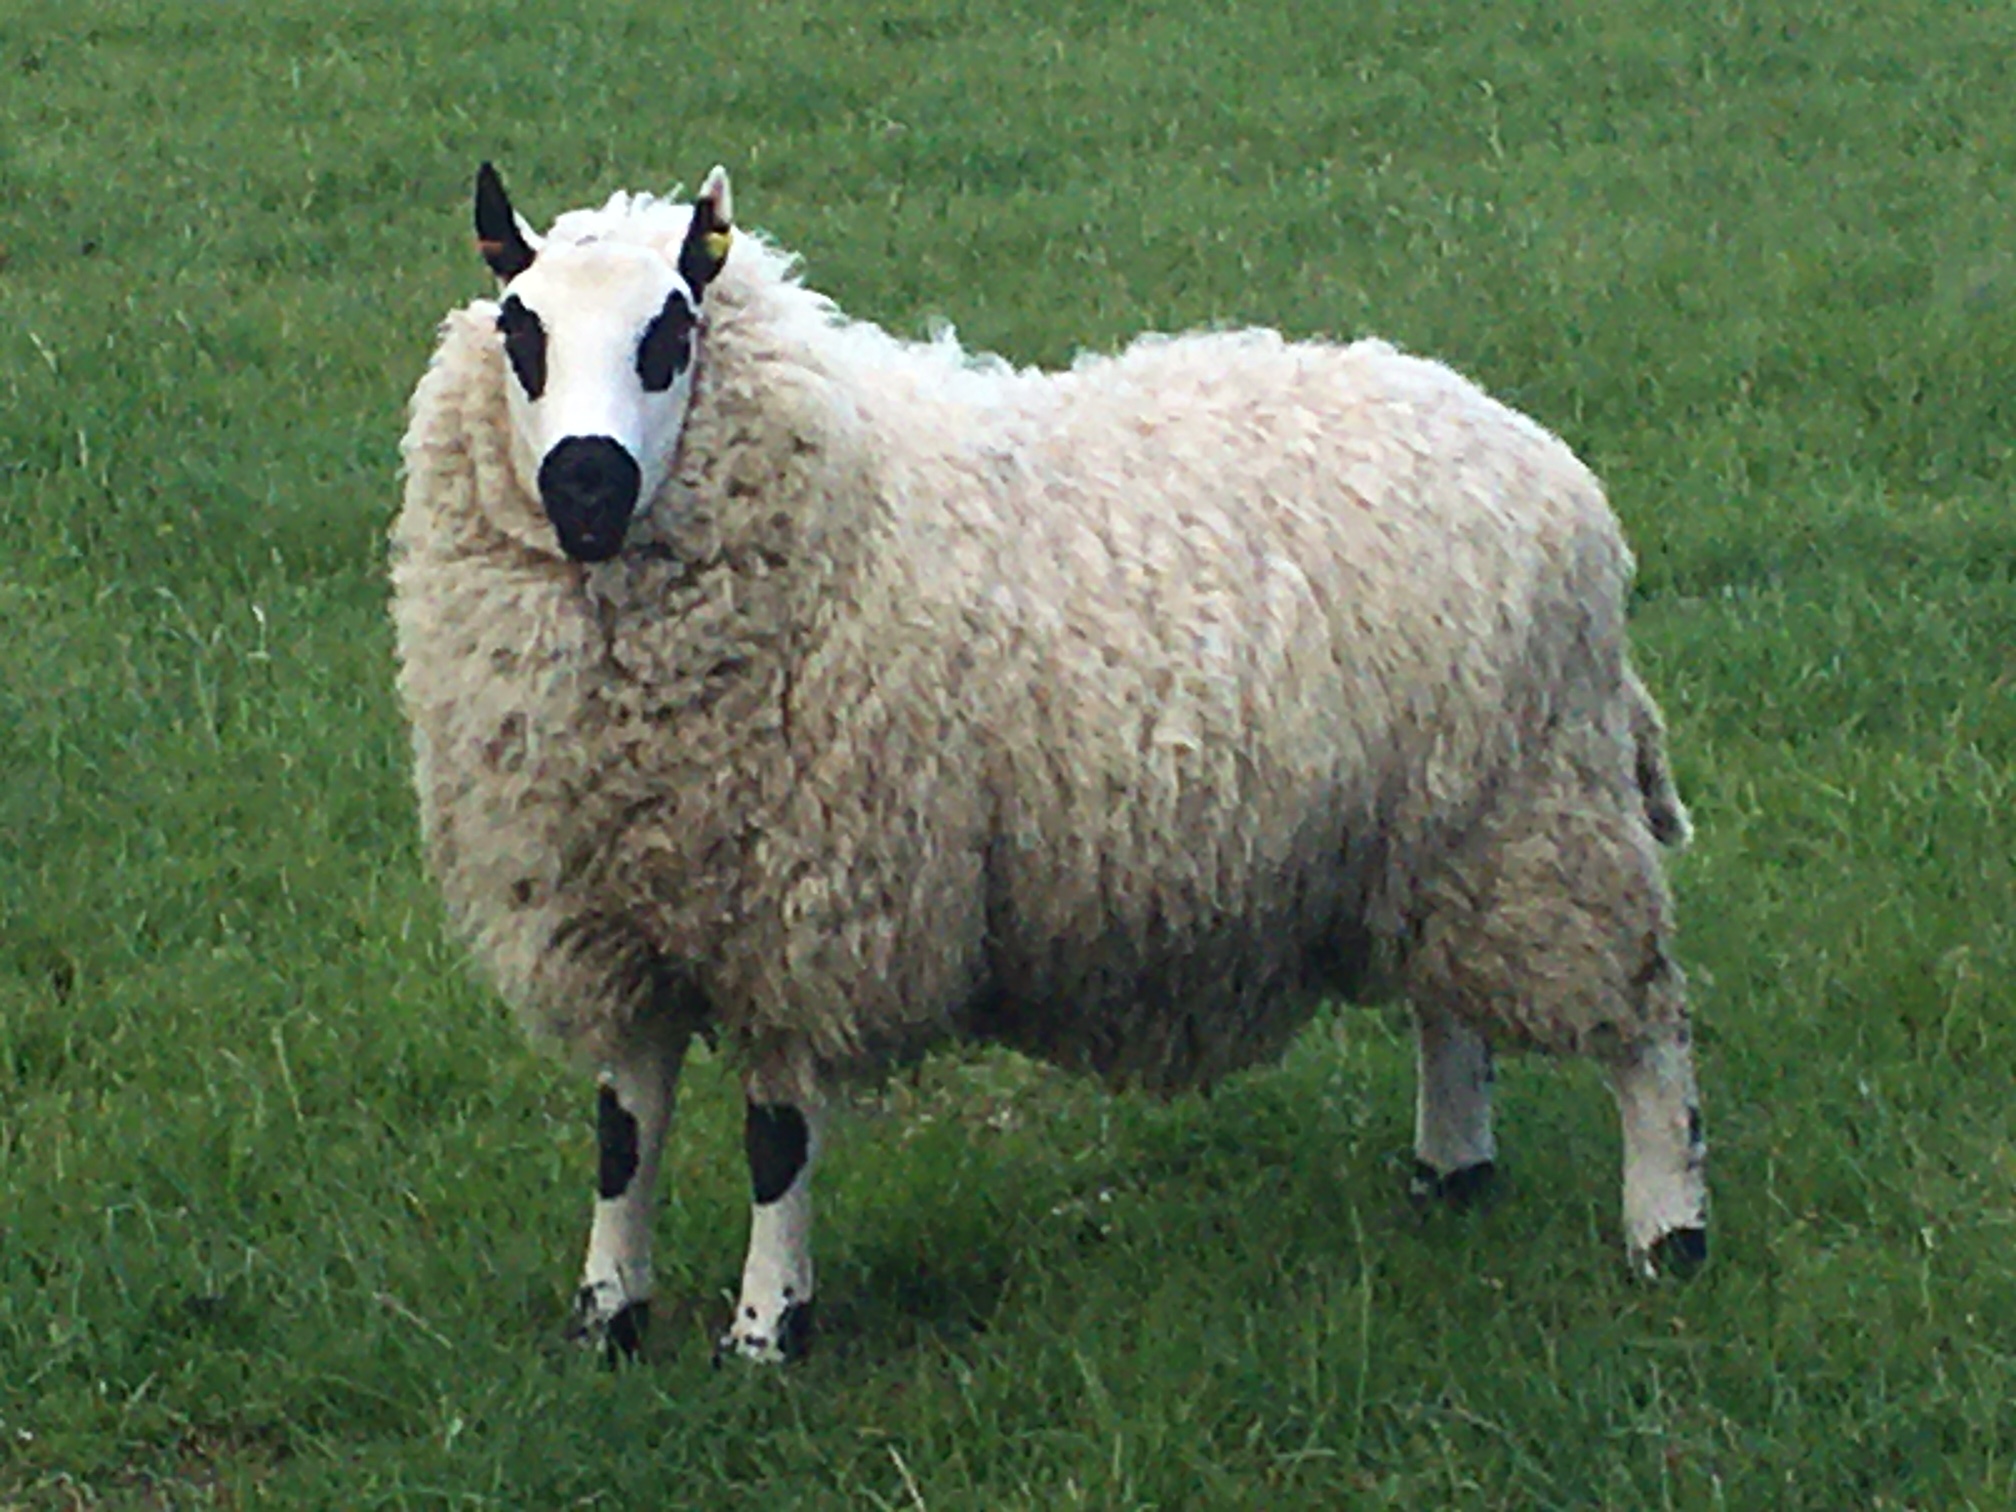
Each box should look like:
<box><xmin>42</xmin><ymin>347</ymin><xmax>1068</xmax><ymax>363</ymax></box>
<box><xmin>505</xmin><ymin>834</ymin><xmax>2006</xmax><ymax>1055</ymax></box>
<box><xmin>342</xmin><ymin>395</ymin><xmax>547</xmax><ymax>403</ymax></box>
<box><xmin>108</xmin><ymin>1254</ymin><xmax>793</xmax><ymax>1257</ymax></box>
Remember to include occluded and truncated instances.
<box><xmin>2</xmin><ymin>0</ymin><xmax>2012</xmax><ymax>1504</ymax></box>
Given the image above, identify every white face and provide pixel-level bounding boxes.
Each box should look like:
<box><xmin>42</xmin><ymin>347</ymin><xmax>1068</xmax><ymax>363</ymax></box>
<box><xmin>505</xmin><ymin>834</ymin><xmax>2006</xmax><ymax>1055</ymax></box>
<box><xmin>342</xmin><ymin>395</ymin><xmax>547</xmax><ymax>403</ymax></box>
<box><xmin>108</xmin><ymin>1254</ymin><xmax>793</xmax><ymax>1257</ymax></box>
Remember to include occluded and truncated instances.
<box><xmin>492</xmin><ymin>242</ymin><xmax>702</xmax><ymax>562</ymax></box>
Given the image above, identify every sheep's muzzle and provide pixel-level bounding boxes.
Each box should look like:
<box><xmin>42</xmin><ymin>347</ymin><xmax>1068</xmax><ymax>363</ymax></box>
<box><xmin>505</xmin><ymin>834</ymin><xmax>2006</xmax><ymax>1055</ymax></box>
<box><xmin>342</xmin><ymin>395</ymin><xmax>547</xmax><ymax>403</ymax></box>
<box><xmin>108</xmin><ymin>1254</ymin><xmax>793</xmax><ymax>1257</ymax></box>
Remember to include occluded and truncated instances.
<box><xmin>539</xmin><ymin>436</ymin><xmax>641</xmax><ymax>563</ymax></box>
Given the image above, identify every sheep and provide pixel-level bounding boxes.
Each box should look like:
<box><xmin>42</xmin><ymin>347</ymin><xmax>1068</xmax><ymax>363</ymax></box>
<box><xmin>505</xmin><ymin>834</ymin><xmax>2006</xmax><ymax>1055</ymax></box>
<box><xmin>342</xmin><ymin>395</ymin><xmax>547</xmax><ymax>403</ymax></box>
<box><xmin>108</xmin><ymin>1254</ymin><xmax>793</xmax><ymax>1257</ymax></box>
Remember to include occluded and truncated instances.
<box><xmin>391</xmin><ymin>162</ymin><xmax>1709</xmax><ymax>1364</ymax></box>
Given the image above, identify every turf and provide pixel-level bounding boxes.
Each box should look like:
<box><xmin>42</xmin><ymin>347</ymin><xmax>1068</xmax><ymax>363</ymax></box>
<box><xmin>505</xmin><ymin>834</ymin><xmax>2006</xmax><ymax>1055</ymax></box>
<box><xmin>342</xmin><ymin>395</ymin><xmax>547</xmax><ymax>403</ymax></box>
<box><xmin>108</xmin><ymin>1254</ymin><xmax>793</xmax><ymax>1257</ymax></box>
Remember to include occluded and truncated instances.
<box><xmin>2</xmin><ymin>0</ymin><xmax>2012</xmax><ymax>1505</ymax></box>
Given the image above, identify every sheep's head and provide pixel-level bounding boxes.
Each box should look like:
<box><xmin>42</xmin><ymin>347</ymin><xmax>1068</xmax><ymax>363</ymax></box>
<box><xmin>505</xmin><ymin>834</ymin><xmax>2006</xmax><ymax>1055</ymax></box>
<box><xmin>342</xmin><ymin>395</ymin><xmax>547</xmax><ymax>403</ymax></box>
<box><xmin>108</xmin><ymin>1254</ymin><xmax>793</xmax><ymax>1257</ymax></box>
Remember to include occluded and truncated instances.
<box><xmin>472</xmin><ymin>162</ymin><xmax>734</xmax><ymax>563</ymax></box>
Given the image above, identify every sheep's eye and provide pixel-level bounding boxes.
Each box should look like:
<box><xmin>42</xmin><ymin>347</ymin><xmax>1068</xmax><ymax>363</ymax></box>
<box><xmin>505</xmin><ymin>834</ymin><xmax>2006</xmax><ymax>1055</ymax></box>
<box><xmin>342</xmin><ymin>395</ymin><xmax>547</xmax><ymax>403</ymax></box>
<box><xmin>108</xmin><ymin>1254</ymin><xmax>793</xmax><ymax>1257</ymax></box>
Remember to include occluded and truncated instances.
<box><xmin>496</xmin><ymin>295</ymin><xmax>547</xmax><ymax>399</ymax></box>
<box><xmin>636</xmin><ymin>293</ymin><xmax>695</xmax><ymax>393</ymax></box>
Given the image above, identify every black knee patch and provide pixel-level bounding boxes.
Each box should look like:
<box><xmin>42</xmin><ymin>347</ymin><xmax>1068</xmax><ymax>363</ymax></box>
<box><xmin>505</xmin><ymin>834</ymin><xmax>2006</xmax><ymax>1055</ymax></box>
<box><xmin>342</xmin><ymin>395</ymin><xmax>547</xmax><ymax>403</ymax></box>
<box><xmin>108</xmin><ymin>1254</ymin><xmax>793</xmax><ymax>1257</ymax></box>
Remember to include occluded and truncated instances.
<box><xmin>597</xmin><ymin>1084</ymin><xmax>641</xmax><ymax>1200</ymax></box>
<box><xmin>1648</xmin><ymin>1226</ymin><xmax>1708</xmax><ymax>1279</ymax></box>
<box><xmin>1686</xmin><ymin>1105</ymin><xmax>1704</xmax><ymax>1148</ymax></box>
<box><xmin>1410</xmin><ymin>1158</ymin><xmax>1498</xmax><ymax>1212</ymax></box>
<box><xmin>746</xmin><ymin>1101</ymin><xmax>809</xmax><ymax>1205</ymax></box>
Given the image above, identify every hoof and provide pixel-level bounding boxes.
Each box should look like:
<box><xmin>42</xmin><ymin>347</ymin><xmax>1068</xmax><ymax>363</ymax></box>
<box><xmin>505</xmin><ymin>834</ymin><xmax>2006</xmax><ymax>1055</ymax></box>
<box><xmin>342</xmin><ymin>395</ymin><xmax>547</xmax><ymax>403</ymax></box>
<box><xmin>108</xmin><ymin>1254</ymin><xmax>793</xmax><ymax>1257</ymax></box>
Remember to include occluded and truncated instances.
<box><xmin>1638</xmin><ymin>1226</ymin><xmax>1708</xmax><ymax>1281</ymax></box>
<box><xmin>1409</xmin><ymin>1158</ymin><xmax>1497</xmax><ymax>1213</ymax></box>
<box><xmin>567</xmin><ymin>1288</ymin><xmax>649</xmax><ymax>1363</ymax></box>
<box><xmin>714</xmin><ymin>1297</ymin><xmax>815</xmax><ymax>1367</ymax></box>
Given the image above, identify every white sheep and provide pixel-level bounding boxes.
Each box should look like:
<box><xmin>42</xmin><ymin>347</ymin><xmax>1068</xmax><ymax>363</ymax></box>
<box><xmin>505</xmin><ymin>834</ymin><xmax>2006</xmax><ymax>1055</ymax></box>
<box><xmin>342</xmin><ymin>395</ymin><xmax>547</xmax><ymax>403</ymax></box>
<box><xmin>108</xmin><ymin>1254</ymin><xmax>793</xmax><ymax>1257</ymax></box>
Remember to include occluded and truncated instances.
<box><xmin>392</xmin><ymin>163</ymin><xmax>1708</xmax><ymax>1363</ymax></box>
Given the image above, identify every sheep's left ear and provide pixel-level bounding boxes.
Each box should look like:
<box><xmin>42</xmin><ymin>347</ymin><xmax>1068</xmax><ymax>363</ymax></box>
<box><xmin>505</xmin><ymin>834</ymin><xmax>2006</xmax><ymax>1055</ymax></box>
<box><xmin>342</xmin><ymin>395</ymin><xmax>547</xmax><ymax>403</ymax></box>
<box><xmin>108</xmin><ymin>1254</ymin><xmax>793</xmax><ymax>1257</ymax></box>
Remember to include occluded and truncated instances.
<box><xmin>677</xmin><ymin>166</ymin><xmax>734</xmax><ymax>298</ymax></box>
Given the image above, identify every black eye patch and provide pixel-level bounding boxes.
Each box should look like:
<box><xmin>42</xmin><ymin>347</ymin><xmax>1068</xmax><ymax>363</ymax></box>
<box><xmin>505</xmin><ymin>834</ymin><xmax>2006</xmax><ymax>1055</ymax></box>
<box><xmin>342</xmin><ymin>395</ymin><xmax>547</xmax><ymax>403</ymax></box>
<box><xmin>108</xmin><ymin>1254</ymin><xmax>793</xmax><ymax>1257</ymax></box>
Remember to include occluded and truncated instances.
<box><xmin>635</xmin><ymin>292</ymin><xmax>696</xmax><ymax>393</ymax></box>
<box><xmin>496</xmin><ymin>295</ymin><xmax>547</xmax><ymax>399</ymax></box>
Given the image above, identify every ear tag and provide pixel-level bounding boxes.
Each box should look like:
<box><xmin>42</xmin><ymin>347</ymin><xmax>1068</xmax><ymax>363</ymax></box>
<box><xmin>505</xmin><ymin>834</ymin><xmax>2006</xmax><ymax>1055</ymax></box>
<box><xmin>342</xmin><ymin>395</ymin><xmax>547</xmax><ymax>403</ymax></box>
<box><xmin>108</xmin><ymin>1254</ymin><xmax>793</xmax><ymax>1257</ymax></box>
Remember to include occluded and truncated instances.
<box><xmin>704</xmin><ymin>227</ymin><xmax>733</xmax><ymax>262</ymax></box>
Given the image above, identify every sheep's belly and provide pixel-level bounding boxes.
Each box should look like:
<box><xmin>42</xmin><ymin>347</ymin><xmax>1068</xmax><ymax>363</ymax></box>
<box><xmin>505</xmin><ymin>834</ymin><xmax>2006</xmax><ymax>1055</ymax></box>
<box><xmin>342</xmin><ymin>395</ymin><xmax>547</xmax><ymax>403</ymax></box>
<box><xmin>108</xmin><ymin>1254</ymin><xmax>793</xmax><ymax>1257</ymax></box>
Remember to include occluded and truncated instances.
<box><xmin>965</xmin><ymin>901</ymin><xmax>1382</xmax><ymax>1094</ymax></box>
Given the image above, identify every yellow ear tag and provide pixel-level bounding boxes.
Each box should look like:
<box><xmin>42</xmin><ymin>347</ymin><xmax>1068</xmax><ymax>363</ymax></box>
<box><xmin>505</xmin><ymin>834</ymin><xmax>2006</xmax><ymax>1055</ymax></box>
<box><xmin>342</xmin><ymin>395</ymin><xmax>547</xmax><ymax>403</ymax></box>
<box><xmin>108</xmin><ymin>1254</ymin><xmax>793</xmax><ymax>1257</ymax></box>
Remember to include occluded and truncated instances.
<box><xmin>704</xmin><ymin>227</ymin><xmax>733</xmax><ymax>263</ymax></box>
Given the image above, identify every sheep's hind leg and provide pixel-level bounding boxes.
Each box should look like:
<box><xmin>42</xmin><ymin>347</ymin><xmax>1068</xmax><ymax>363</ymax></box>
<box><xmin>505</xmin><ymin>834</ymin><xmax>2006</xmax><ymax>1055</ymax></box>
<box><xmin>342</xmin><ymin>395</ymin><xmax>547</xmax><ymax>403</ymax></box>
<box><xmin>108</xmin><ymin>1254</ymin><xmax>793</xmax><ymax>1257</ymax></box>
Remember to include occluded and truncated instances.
<box><xmin>1410</xmin><ymin>1002</ymin><xmax>1498</xmax><ymax>1209</ymax></box>
<box><xmin>1406</xmin><ymin>779</ymin><xmax>1708</xmax><ymax>1277</ymax></box>
<box><xmin>568</xmin><ymin>1023</ymin><xmax>688</xmax><ymax>1360</ymax></box>
<box><xmin>1602</xmin><ymin>1021</ymin><xmax>1708</xmax><ymax>1279</ymax></box>
<box><xmin>716</xmin><ymin>1078</ymin><xmax>823</xmax><ymax>1365</ymax></box>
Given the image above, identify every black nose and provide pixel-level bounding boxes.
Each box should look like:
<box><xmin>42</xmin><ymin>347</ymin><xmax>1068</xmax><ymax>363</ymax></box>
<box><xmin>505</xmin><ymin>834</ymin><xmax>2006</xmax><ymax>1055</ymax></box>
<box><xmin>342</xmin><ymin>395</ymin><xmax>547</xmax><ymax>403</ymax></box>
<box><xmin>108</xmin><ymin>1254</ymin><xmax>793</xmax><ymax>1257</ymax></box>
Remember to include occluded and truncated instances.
<box><xmin>538</xmin><ymin>436</ymin><xmax>641</xmax><ymax>562</ymax></box>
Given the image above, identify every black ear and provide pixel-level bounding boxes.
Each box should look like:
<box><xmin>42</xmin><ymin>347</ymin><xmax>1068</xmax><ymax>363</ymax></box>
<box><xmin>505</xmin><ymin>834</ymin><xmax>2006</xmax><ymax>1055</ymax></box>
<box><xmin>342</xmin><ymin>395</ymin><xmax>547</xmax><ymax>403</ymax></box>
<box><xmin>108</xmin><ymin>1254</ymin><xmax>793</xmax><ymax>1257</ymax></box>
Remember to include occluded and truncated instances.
<box><xmin>474</xmin><ymin>162</ymin><xmax>538</xmax><ymax>283</ymax></box>
<box><xmin>677</xmin><ymin>165</ymin><xmax>734</xmax><ymax>298</ymax></box>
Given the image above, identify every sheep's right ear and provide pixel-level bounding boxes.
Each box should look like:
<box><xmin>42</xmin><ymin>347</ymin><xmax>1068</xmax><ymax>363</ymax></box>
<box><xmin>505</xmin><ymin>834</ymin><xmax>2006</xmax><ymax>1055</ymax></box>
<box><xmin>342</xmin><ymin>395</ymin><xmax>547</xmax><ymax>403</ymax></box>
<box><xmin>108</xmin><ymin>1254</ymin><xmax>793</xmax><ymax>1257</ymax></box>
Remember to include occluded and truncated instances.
<box><xmin>474</xmin><ymin>162</ymin><xmax>538</xmax><ymax>283</ymax></box>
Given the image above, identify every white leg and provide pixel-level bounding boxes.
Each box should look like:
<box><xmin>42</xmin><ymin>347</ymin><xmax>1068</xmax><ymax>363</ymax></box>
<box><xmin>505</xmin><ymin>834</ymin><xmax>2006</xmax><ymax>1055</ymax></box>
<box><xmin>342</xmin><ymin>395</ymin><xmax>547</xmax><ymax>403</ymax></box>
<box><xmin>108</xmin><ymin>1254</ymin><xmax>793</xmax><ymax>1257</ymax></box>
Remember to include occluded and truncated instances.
<box><xmin>570</xmin><ymin>1027</ymin><xmax>686</xmax><ymax>1358</ymax></box>
<box><xmin>1411</xmin><ymin>1003</ymin><xmax>1497</xmax><ymax>1206</ymax></box>
<box><xmin>1603</xmin><ymin>1025</ymin><xmax>1708</xmax><ymax>1277</ymax></box>
<box><xmin>718</xmin><ymin>1081</ymin><xmax>823</xmax><ymax>1364</ymax></box>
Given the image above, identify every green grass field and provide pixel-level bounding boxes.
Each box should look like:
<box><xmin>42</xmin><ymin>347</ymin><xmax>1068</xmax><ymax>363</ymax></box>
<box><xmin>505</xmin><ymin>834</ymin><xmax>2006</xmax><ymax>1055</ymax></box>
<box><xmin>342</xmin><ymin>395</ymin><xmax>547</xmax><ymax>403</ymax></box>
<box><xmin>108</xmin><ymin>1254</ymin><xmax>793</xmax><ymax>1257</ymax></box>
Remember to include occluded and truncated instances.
<box><xmin>3</xmin><ymin>0</ymin><xmax>2012</xmax><ymax>1504</ymax></box>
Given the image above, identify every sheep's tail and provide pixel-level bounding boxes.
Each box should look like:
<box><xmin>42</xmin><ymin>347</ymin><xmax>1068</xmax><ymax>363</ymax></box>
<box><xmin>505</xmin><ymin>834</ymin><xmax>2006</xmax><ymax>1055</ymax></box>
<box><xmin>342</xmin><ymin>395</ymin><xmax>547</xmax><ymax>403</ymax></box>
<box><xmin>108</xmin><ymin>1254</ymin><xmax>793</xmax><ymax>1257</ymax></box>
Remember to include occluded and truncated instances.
<box><xmin>1627</xmin><ymin>666</ymin><xmax>1693</xmax><ymax>850</ymax></box>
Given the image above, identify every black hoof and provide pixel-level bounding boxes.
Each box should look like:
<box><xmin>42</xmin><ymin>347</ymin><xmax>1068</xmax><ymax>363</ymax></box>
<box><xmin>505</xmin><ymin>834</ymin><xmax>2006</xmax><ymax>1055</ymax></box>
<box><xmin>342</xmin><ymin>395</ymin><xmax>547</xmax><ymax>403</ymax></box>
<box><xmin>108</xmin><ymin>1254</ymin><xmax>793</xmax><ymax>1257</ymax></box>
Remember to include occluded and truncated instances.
<box><xmin>776</xmin><ymin>1297</ymin><xmax>815</xmax><ymax>1360</ymax></box>
<box><xmin>1646</xmin><ymin>1226</ymin><xmax>1708</xmax><ymax>1279</ymax></box>
<box><xmin>566</xmin><ymin>1289</ymin><xmax>649</xmax><ymax>1363</ymax></box>
<box><xmin>605</xmin><ymin>1300</ymin><xmax>649</xmax><ymax>1359</ymax></box>
<box><xmin>1410</xmin><ymin>1159</ymin><xmax>1498</xmax><ymax>1212</ymax></box>
<box><xmin>713</xmin><ymin>1298</ymin><xmax>816</xmax><ymax>1366</ymax></box>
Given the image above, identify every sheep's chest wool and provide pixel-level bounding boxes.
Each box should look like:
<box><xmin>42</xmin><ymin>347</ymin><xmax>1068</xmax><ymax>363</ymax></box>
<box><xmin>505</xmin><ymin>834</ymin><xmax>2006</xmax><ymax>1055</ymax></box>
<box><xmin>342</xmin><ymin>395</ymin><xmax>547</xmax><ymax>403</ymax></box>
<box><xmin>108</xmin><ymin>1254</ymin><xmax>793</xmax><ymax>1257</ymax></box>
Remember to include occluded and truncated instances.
<box><xmin>392</xmin><ymin>163</ymin><xmax>1709</xmax><ymax>1365</ymax></box>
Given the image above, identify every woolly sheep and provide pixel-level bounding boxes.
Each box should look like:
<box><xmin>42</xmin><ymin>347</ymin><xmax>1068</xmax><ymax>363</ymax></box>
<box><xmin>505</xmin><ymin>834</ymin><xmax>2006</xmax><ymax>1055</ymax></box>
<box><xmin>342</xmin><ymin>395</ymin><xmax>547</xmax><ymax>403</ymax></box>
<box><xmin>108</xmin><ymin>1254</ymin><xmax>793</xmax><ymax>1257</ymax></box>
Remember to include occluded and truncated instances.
<box><xmin>391</xmin><ymin>163</ymin><xmax>1708</xmax><ymax>1363</ymax></box>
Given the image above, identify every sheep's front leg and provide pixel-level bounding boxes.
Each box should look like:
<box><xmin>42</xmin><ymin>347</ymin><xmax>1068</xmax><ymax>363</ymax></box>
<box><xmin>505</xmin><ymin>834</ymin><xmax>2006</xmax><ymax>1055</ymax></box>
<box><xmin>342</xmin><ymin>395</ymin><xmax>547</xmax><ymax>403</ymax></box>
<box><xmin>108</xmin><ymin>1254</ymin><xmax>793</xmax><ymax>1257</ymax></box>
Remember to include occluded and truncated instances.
<box><xmin>716</xmin><ymin>1082</ymin><xmax>823</xmax><ymax>1364</ymax></box>
<box><xmin>1409</xmin><ymin>1002</ymin><xmax>1498</xmax><ymax>1208</ymax></box>
<box><xmin>1603</xmin><ymin>1024</ymin><xmax>1708</xmax><ymax>1278</ymax></box>
<box><xmin>568</xmin><ymin>1026</ymin><xmax>687</xmax><ymax>1360</ymax></box>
